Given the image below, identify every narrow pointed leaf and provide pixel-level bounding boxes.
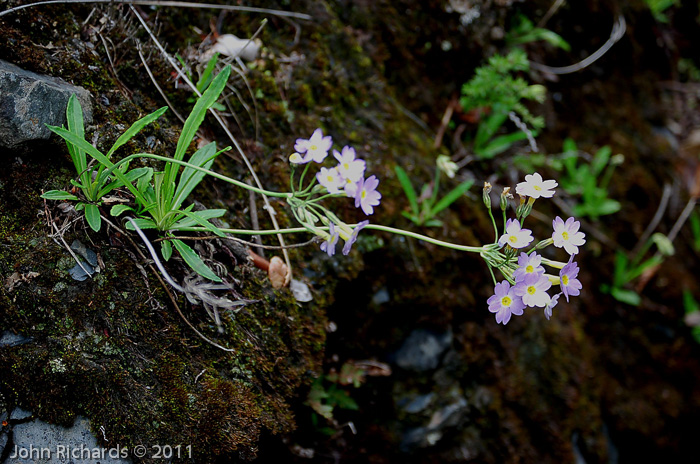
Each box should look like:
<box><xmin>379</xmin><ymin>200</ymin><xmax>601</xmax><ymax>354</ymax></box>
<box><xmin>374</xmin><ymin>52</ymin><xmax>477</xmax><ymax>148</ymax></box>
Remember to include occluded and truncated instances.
<box><xmin>431</xmin><ymin>180</ymin><xmax>474</xmax><ymax>215</ymax></box>
<box><xmin>171</xmin><ymin>142</ymin><xmax>218</xmax><ymax>210</ymax></box>
<box><xmin>107</xmin><ymin>107</ymin><xmax>168</xmax><ymax>157</ymax></box>
<box><xmin>173</xmin><ymin>209</ymin><xmax>226</xmax><ymax>236</ymax></box>
<box><xmin>166</xmin><ymin>65</ymin><xmax>231</xmax><ymax>189</ymax></box>
<box><xmin>172</xmin><ymin>239</ymin><xmax>222</xmax><ymax>282</ymax></box>
<box><xmin>45</xmin><ymin>126</ymin><xmax>148</xmax><ymax>206</ymax></box>
<box><xmin>394</xmin><ymin>166</ymin><xmax>419</xmax><ymax>215</ymax></box>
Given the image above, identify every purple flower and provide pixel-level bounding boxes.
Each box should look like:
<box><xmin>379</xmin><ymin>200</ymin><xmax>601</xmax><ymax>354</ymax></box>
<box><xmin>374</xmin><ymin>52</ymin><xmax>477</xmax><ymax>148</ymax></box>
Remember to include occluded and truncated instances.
<box><xmin>320</xmin><ymin>222</ymin><xmax>339</xmax><ymax>257</ymax></box>
<box><xmin>552</xmin><ymin>216</ymin><xmax>586</xmax><ymax>256</ymax></box>
<box><xmin>498</xmin><ymin>218</ymin><xmax>534</xmax><ymax>249</ymax></box>
<box><xmin>513</xmin><ymin>273</ymin><xmax>552</xmax><ymax>308</ymax></box>
<box><xmin>487</xmin><ymin>281</ymin><xmax>525</xmax><ymax>325</ymax></box>
<box><xmin>342</xmin><ymin>220</ymin><xmax>369</xmax><ymax>255</ymax></box>
<box><xmin>559</xmin><ymin>259</ymin><xmax>582</xmax><ymax>302</ymax></box>
<box><xmin>355</xmin><ymin>175</ymin><xmax>382</xmax><ymax>215</ymax></box>
<box><xmin>295</xmin><ymin>128</ymin><xmax>333</xmax><ymax>163</ymax></box>
<box><xmin>544</xmin><ymin>293</ymin><xmax>561</xmax><ymax>320</ymax></box>
<box><xmin>513</xmin><ymin>252</ymin><xmax>545</xmax><ymax>282</ymax></box>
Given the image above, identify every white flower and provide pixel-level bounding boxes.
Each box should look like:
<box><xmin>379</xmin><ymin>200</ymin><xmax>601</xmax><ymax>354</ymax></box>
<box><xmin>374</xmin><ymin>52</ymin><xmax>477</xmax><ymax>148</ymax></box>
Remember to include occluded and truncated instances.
<box><xmin>316</xmin><ymin>167</ymin><xmax>343</xmax><ymax>194</ymax></box>
<box><xmin>334</xmin><ymin>146</ymin><xmax>366</xmax><ymax>182</ymax></box>
<box><xmin>343</xmin><ymin>177</ymin><xmax>359</xmax><ymax>197</ymax></box>
<box><xmin>436</xmin><ymin>155</ymin><xmax>458</xmax><ymax>178</ymax></box>
<box><xmin>515</xmin><ymin>172</ymin><xmax>558</xmax><ymax>199</ymax></box>
<box><xmin>295</xmin><ymin>128</ymin><xmax>333</xmax><ymax>163</ymax></box>
<box><xmin>514</xmin><ymin>273</ymin><xmax>552</xmax><ymax>308</ymax></box>
<box><xmin>552</xmin><ymin>216</ymin><xmax>586</xmax><ymax>255</ymax></box>
<box><xmin>498</xmin><ymin>219</ymin><xmax>534</xmax><ymax>249</ymax></box>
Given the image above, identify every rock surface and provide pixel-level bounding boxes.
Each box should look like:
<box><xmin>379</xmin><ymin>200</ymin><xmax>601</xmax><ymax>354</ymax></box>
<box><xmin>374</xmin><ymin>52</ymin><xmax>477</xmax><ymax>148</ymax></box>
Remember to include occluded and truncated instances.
<box><xmin>0</xmin><ymin>59</ymin><xmax>92</xmax><ymax>150</ymax></box>
<box><xmin>2</xmin><ymin>409</ymin><xmax>131</xmax><ymax>464</ymax></box>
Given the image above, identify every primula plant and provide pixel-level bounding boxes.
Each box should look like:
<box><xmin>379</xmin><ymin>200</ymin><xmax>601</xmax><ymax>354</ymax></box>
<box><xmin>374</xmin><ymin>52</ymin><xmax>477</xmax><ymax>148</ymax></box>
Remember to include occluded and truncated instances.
<box><xmin>483</xmin><ymin>173</ymin><xmax>586</xmax><ymax>324</ymax></box>
<box><xmin>43</xmin><ymin>81</ymin><xmax>584</xmax><ymax>326</ymax></box>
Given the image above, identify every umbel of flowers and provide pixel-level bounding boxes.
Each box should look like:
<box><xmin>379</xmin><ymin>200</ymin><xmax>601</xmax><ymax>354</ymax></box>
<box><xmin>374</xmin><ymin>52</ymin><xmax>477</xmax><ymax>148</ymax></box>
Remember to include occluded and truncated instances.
<box><xmin>287</xmin><ymin>128</ymin><xmax>381</xmax><ymax>256</ymax></box>
<box><xmin>485</xmin><ymin>173</ymin><xmax>586</xmax><ymax>325</ymax></box>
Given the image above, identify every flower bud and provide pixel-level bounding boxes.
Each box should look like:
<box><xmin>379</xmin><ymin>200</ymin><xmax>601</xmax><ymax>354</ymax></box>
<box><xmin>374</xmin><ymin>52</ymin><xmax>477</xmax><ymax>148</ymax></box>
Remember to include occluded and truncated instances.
<box><xmin>483</xmin><ymin>182</ymin><xmax>492</xmax><ymax>209</ymax></box>
<box><xmin>500</xmin><ymin>187</ymin><xmax>511</xmax><ymax>211</ymax></box>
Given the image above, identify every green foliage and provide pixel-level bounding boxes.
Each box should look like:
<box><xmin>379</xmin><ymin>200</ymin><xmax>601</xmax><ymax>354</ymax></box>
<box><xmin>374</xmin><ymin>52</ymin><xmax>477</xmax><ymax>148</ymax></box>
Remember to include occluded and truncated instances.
<box><xmin>44</xmin><ymin>66</ymin><xmax>234</xmax><ymax>281</ymax></box>
<box><xmin>559</xmin><ymin>139</ymin><xmax>623</xmax><ymax>220</ymax></box>
<box><xmin>689</xmin><ymin>210</ymin><xmax>700</xmax><ymax>253</ymax></box>
<box><xmin>307</xmin><ymin>362</ymin><xmax>365</xmax><ymax>431</ymax></box>
<box><xmin>601</xmin><ymin>233</ymin><xmax>675</xmax><ymax>305</ymax></box>
<box><xmin>506</xmin><ymin>14</ymin><xmax>571</xmax><ymax>51</ymax></box>
<box><xmin>395</xmin><ymin>160</ymin><xmax>473</xmax><ymax>228</ymax></box>
<box><xmin>460</xmin><ymin>49</ymin><xmax>545</xmax><ymax>159</ymax></box>
<box><xmin>645</xmin><ymin>0</ymin><xmax>679</xmax><ymax>23</ymax></box>
<box><xmin>42</xmin><ymin>95</ymin><xmax>164</xmax><ymax>231</ymax></box>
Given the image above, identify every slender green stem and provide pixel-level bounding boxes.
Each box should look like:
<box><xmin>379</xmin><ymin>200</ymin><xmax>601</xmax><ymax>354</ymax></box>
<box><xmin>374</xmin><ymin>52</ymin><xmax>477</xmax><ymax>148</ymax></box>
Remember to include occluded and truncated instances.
<box><xmin>487</xmin><ymin>264</ymin><xmax>498</xmax><ymax>286</ymax></box>
<box><xmin>107</xmin><ymin>153</ymin><xmax>292</xmax><ymax>198</ymax></box>
<box><xmin>178</xmin><ymin>223</ymin><xmax>486</xmax><ymax>254</ymax></box>
<box><xmin>487</xmin><ymin>207</ymin><xmax>499</xmax><ymax>242</ymax></box>
<box><xmin>298</xmin><ymin>162</ymin><xmax>312</xmax><ymax>192</ymax></box>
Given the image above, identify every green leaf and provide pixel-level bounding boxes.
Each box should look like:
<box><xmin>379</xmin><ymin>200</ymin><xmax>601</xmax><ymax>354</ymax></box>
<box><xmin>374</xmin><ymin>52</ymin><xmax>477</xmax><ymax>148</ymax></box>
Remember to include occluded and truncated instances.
<box><xmin>106</xmin><ymin>107</ymin><xmax>168</xmax><ymax>157</ymax></box>
<box><xmin>627</xmin><ymin>255</ymin><xmax>663</xmax><ymax>282</ymax></box>
<box><xmin>125</xmin><ymin>218</ymin><xmax>158</xmax><ymax>230</ymax></box>
<box><xmin>394</xmin><ymin>166</ymin><xmax>419</xmax><ymax>215</ymax></box>
<box><xmin>45</xmin><ymin>126</ymin><xmax>148</xmax><ymax>206</ymax></box>
<box><xmin>84</xmin><ymin>203</ymin><xmax>102</xmax><ymax>232</ymax></box>
<box><xmin>41</xmin><ymin>190</ymin><xmax>79</xmax><ymax>201</ymax></box>
<box><xmin>613</xmin><ymin>250</ymin><xmax>629</xmax><ymax>286</ymax></box>
<box><xmin>591</xmin><ymin>145</ymin><xmax>612</xmax><ymax>177</ymax></box>
<box><xmin>474</xmin><ymin>107</ymin><xmax>509</xmax><ymax>150</ymax></box>
<box><xmin>173</xmin><ymin>209</ymin><xmax>226</xmax><ymax>236</ymax></box>
<box><xmin>196</xmin><ymin>52</ymin><xmax>219</xmax><ymax>93</ymax></box>
<box><xmin>172</xmin><ymin>239</ymin><xmax>222</xmax><ymax>282</ymax></box>
<box><xmin>97</xmin><ymin>166</ymin><xmax>153</xmax><ymax>199</ymax></box>
<box><xmin>611</xmin><ymin>287</ymin><xmax>641</xmax><ymax>306</ymax></box>
<box><xmin>161</xmin><ymin>240</ymin><xmax>173</xmax><ymax>261</ymax></box>
<box><xmin>476</xmin><ymin>131</ymin><xmax>529</xmax><ymax>159</ymax></box>
<box><xmin>171</xmin><ymin>142</ymin><xmax>218</xmax><ymax>211</ymax></box>
<box><xmin>64</xmin><ymin>94</ymin><xmax>89</xmax><ymax>186</ymax></box>
<box><xmin>431</xmin><ymin>180</ymin><xmax>474</xmax><ymax>215</ymax></box>
<box><xmin>167</xmin><ymin>65</ymin><xmax>231</xmax><ymax>186</ymax></box>
<box><xmin>109</xmin><ymin>204</ymin><xmax>132</xmax><ymax>217</ymax></box>
<box><xmin>594</xmin><ymin>198</ymin><xmax>621</xmax><ymax>216</ymax></box>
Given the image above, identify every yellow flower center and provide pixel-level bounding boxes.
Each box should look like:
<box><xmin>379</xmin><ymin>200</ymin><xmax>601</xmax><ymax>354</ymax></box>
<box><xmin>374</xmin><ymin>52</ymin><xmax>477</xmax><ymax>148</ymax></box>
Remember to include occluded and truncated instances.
<box><xmin>501</xmin><ymin>296</ymin><xmax>512</xmax><ymax>307</ymax></box>
<box><xmin>562</xmin><ymin>231</ymin><xmax>569</xmax><ymax>240</ymax></box>
<box><xmin>526</xmin><ymin>265</ymin><xmax>534</xmax><ymax>273</ymax></box>
<box><xmin>534</xmin><ymin>185</ymin><xmax>541</xmax><ymax>191</ymax></box>
<box><xmin>509</xmin><ymin>236</ymin><xmax>517</xmax><ymax>243</ymax></box>
<box><xmin>326</xmin><ymin>175</ymin><xmax>334</xmax><ymax>182</ymax></box>
<box><xmin>343</xmin><ymin>163</ymin><xmax>349</xmax><ymax>169</ymax></box>
<box><xmin>527</xmin><ymin>286</ymin><xmax>536</xmax><ymax>295</ymax></box>
<box><xmin>310</xmin><ymin>144</ymin><xmax>318</xmax><ymax>151</ymax></box>
<box><xmin>562</xmin><ymin>275</ymin><xmax>569</xmax><ymax>285</ymax></box>
<box><xmin>361</xmin><ymin>190</ymin><xmax>367</xmax><ymax>199</ymax></box>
